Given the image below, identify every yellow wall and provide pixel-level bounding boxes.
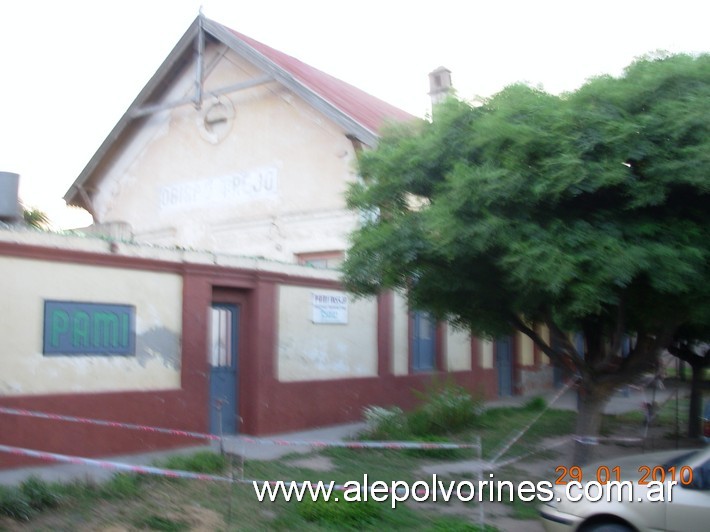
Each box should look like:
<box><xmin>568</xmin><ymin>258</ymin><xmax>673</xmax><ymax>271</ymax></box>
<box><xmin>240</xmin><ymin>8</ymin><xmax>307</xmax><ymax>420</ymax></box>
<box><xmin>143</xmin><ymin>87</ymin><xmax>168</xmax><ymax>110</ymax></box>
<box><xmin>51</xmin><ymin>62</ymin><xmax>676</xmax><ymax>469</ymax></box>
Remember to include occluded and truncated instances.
<box><xmin>519</xmin><ymin>332</ymin><xmax>535</xmax><ymax>366</ymax></box>
<box><xmin>392</xmin><ymin>292</ymin><xmax>410</xmax><ymax>375</ymax></box>
<box><xmin>277</xmin><ymin>286</ymin><xmax>377</xmax><ymax>381</ymax></box>
<box><xmin>0</xmin><ymin>256</ymin><xmax>182</xmax><ymax>396</ymax></box>
<box><xmin>537</xmin><ymin>324</ymin><xmax>551</xmax><ymax>365</ymax></box>
<box><xmin>480</xmin><ymin>339</ymin><xmax>494</xmax><ymax>369</ymax></box>
<box><xmin>446</xmin><ymin>327</ymin><xmax>472</xmax><ymax>371</ymax></box>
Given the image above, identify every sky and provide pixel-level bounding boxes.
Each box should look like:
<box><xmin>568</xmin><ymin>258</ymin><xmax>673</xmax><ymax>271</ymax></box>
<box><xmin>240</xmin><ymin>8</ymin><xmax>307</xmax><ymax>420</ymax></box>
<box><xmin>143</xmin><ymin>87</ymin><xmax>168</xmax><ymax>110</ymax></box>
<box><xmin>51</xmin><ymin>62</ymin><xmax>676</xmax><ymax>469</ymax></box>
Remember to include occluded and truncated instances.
<box><xmin>0</xmin><ymin>0</ymin><xmax>708</xmax><ymax>229</ymax></box>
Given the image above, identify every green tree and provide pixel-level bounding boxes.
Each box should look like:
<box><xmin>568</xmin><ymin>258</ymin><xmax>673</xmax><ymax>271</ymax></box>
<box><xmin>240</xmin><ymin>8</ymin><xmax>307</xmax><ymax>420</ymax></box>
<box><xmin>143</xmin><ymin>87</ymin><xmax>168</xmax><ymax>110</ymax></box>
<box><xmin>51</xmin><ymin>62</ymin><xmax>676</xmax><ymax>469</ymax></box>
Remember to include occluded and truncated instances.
<box><xmin>342</xmin><ymin>53</ymin><xmax>710</xmax><ymax>463</ymax></box>
<box><xmin>22</xmin><ymin>205</ymin><xmax>50</xmax><ymax>230</ymax></box>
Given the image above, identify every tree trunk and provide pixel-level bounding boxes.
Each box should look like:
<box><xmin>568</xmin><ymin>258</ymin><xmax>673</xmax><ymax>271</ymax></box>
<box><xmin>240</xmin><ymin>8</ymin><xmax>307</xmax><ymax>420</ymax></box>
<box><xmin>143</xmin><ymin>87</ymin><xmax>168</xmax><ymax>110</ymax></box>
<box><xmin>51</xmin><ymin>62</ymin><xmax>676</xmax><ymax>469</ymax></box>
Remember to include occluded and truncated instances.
<box><xmin>688</xmin><ymin>363</ymin><xmax>703</xmax><ymax>438</ymax></box>
<box><xmin>573</xmin><ymin>383</ymin><xmax>611</xmax><ymax>465</ymax></box>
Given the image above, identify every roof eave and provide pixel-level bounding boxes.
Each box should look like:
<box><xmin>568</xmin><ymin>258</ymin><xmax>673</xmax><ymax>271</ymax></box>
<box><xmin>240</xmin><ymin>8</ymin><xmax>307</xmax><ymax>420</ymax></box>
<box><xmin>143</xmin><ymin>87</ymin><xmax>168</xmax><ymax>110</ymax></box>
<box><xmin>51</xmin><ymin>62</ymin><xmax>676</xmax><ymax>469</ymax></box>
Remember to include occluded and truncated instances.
<box><xmin>64</xmin><ymin>17</ymin><xmax>203</xmax><ymax>207</ymax></box>
<box><xmin>202</xmin><ymin>18</ymin><xmax>380</xmax><ymax>147</ymax></box>
<box><xmin>64</xmin><ymin>15</ymin><xmax>385</xmax><ymax>208</ymax></box>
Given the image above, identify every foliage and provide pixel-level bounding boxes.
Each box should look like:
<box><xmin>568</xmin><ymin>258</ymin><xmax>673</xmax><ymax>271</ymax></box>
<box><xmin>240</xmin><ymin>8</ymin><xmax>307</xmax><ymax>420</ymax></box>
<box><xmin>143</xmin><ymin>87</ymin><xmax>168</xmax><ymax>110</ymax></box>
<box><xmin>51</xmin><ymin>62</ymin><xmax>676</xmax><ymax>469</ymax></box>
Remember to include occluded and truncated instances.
<box><xmin>522</xmin><ymin>396</ymin><xmax>547</xmax><ymax>411</ymax></box>
<box><xmin>133</xmin><ymin>514</ymin><xmax>190</xmax><ymax>531</ymax></box>
<box><xmin>343</xmin><ymin>53</ymin><xmax>710</xmax><ymax>458</ymax></box>
<box><xmin>361</xmin><ymin>382</ymin><xmax>483</xmax><ymax>442</ymax></box>
<box><xmin>19</xmin><ymin>477</ymin><xmax>62</xmax><ymax>510</ymax></box>
<box><xmin>0</xmin><ymin>479</ymin><xmax>60</xmax><ymax>521</ymax></box>
<box><xmin>297</xmin><ymin>496</ymin><xmax>382</xmax><ymax>528</ymax></box>
<box><xmin>411</xmin><ymin>380</ymin><xmax>484</xmax><ymax>435</ymax></box>
<box><xmin>362</xmin><ymin>405</ymin><xmax>408</xmax><ymax>439</ymax></box>
<box><xmin>0</xmin><ymin>485</ymin><xmax>34</xmax><ymax>520</ymax></box>
<box><xmin>100</xmin><ymin>473</ymin><xmax>143</xmax><ymax>499</ymax></box>
<box><xmin>158</xmin><ymin>451</ymin><xmax>227</xmax><ymax>474</ymax></box>
<box><xmin>21</xmin><ymin>205</ymin><xmax>50</xmax><ymax>230</ymax></box>
<box><xmin>509</xmin><ymin>494</ymin><xmax>543</xmax><ymax>520</ymax></box>
<box><xmin>428</xmin><ymin>518</ymin><xmax>498</xmax><ymax>531</ymax></box>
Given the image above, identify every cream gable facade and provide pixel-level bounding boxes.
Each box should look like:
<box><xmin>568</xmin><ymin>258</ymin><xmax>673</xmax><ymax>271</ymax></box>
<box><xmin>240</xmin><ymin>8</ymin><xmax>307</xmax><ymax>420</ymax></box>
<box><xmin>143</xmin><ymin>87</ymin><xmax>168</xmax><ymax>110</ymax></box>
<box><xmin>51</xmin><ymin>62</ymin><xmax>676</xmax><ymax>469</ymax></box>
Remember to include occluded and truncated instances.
<box><xmin>65</xmin><ymin>16</ymin><xmax>414</xmax><ymax>263</ymax></box>
<box><xmin>92</xmin><ymin>52</ymin><xmax>361</xmax><ymax>260</ymax></box>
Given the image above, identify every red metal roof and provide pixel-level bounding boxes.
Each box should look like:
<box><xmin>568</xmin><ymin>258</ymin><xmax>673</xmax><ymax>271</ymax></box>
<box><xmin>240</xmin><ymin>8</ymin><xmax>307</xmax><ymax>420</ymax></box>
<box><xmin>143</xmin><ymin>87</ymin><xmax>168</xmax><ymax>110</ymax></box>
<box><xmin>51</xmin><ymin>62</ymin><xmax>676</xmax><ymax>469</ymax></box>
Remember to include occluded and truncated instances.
<box><xmin>226</xmin><ymin>28</ymin><xmax>416</xmax><ymax>135</ymax></box>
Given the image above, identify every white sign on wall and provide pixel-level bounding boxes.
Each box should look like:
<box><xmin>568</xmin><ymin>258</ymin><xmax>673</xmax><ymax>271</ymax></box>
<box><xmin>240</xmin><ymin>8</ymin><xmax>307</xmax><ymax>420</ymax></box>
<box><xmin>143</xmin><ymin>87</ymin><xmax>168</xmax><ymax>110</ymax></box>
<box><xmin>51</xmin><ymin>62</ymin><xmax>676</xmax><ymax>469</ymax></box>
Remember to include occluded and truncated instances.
<box><xmin>312</xmin><ymin>292</ymin><xmax>348</xmax><ymax>324</ymax></box>
<box><xmin>159</xmin><ymin>165</ymin><xmax>279</xmax><ymax>211</ymax></box>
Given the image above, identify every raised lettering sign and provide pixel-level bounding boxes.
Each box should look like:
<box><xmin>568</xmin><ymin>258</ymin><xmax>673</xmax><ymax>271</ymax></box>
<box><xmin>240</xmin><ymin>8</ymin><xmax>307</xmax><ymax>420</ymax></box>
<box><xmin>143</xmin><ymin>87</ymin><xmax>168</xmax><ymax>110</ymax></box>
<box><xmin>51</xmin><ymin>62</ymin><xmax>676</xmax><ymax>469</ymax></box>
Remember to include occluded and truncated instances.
<box><xmin>159</xmin><ymin>165</ymin><xmax>279</xmax><ymax>211</ymax></box>
<box><xmin>43</xmin><ymin>301</ymin><xmax>135</xmax><ymax>356</ymax></box>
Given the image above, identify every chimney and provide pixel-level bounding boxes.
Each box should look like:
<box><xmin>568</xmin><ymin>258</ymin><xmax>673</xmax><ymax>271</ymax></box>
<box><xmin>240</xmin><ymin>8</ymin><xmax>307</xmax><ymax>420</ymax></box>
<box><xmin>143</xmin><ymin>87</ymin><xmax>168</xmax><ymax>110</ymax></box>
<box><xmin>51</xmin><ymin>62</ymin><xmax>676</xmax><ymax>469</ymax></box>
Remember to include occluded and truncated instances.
<box><xmin>428</xmin><ymin>66</ymin><xmax>453</xmax><ymax>107</ymax></box>
<box><xmin>0</xmin><ymin>172</ymin><xmax>21</xmax><ymax>223</ymax></box>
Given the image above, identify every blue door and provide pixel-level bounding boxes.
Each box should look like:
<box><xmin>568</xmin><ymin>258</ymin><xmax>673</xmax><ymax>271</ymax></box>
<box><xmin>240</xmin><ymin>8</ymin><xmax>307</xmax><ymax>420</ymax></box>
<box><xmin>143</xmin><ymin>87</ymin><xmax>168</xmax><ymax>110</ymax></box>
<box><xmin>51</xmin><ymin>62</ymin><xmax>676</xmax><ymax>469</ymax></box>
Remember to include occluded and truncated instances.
<box><xmin>412</xmin><ymin>311</ymin><xmax>436</xmax><ymax>372</ymax></box>
<box><xmin>208</xmin><ymin>304</ymin><xmax>239</xmax><ymax>435</ymax></box>
<box><xmin>496</xmin><ymin>336</ymin><xmax>513</xmax><ymax>396</ymax></box>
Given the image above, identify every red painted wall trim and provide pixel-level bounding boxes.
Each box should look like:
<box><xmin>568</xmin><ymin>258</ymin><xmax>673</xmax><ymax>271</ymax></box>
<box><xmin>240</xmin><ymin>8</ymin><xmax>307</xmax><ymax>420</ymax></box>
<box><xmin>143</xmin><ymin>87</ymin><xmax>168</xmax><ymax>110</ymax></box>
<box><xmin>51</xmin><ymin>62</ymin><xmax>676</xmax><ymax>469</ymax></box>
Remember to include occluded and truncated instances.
<box><xmin>0</xmin><ymin>238</ymin><xmax>342</xmax><ymax>291</ymax></box>
<box><xmin>0</xmin><ymin>238</ymin><xmax>551</xmax><ymax>470</ymax></box>
<box><xmin>0</xmin><ymin>240</ymin><xmax>181</xmax><ymax>273</ymax></box>
<box><xmin>471</xmin><ymin>336</ymin><xmax>481</xmax><ymax>370</ymax></box>
<box><xmin>0</xmin><ymin>390</ymin><xmax>204</xmax><ymax>469</ymax></box>
<box><xmin>377</xmin><ymin>291</ymin><xmax>393</xmax><ymax>376</ymax></box>
<box><xmin>491</xmin><ymin>338</ymin><xmax>499</xmax><ymax>397</ymax></box>
<box><xmin>436</xmin><ymin>322</ymin><xmax>446</xmax><ymax>371</ymax></box>
<box><xmin>253</xmin><ymin>368</ymin><xmax>498</xmax><ymax>435</ymax></box>
<box><xmin>250</xmin><ymin>280</ymin><xmax>279</xmax><ymax>434</ymax></box>
<box><xmin>532</xmin><ymin>325</ymin><xmax>542</xmax><ymax>367</ymax></box>
<box><xmin>513</xmin><ymin>333</ymin><xmax>522</xmax><ymax>396</ymax></box>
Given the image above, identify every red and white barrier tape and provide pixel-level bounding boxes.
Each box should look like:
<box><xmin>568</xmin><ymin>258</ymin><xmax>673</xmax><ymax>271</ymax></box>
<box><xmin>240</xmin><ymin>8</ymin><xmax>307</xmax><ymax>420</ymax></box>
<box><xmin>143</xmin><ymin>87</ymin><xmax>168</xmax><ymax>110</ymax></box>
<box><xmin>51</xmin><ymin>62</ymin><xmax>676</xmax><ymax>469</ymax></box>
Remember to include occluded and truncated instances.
<box><xmin>490</xmin><ymin>380</ymin><xmax>576</xmax><ymax>463</ymax></box>
<box><xmin>572</xmin><ymin>436</ymin><xmax>644</xmax><ymax>445</ymax></box>
<box><xmin>0</xmin><ymin>444</ymin><xmax>482</xmax><ymax>497</ymax></box>
<box><xmin>0</xmin><ymin>406</ymin><xmax>479</xmax><ymax>450</ymax></box>
<box><xmin>0</xmin><ymin>406</ymin><xmax>220</xmax><ymax>441</ymax></box>
<box><xmin>236</xmin><ymin>438</ymin><xmax>480</xmax><ymax>450</ymax></box>
<box><xmin>0</xmin><ymin>444</ymin><xmax>231</xmax><ymax>483</ymax></box>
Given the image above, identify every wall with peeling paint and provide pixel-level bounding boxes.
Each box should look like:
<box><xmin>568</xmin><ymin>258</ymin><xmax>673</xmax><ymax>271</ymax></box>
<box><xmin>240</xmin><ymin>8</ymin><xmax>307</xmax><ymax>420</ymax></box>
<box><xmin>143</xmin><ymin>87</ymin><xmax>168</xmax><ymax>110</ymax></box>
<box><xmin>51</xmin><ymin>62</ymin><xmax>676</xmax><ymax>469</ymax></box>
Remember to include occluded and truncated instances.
<box><xmin>480</xmin><ymin>339</ymin><xmax>494</xmax><ymax>369</ymax></box>
<box><xmin>392</xmin><ymin>291</ymin><xmax>410</xmax><ymax>376</ymax></box>
<box><xmin>0</xmin><ymin>255</ymin><xmax>182</xmax><ymax>395</ymax></box>
<box><xmin>277</xmin><ymin>286</ymin><xmax>377</xmax><ymax>381</ymax></box>
<box><xmin>93</xmin><ymin>44</ymin><xmax>361</xmax><ymax>263</ymax></box>
<box><xmin>446</xmin><ymin>327</ymin><xmax>472</xmax><ymax>371</ymax></box>
<box><xmin>519</xmin><ymin>332</ymin><xmax>535</xmax><ymax>366</ymax></box>
<box><xmin>0</xmin><ymin>229</ymin><xmax>552</xmax><ymax>468</ymax></box>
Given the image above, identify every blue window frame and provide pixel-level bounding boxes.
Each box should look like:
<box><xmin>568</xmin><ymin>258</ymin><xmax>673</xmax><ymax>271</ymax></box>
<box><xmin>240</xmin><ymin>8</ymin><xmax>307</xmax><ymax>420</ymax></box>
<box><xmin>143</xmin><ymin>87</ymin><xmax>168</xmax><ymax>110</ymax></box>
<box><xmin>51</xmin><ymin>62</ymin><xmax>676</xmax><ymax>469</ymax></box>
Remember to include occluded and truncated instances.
<box><xmin>412</xmin><ymin>311</ymin><xmax>436</xmax><ymax>372</ymax></box>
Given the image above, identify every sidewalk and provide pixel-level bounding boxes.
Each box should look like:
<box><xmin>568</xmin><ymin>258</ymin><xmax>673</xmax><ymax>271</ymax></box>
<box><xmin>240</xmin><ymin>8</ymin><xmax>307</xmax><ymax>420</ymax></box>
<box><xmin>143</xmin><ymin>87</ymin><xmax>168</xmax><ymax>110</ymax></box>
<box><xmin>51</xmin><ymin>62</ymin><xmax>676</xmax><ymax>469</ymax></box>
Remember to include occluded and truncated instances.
<box><xmin>493</xmin><ymin>380</ymin><xmax>682</xmax><ymax>415</ymax></box>
<box><xmin>0</xmin><ymin>382</ymin><xmax>686</xmax><ymax>486</ymax></box>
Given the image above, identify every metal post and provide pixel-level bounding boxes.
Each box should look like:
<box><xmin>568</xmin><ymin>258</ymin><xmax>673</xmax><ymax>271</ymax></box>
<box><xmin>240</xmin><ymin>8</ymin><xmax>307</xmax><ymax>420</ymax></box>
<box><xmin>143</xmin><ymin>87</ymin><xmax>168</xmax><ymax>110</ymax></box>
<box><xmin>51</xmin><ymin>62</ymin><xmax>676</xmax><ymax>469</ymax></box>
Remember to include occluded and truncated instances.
<box><xmin>477</xmin><ymin>435</ymin><xmax>485</xmax><ymax>530</ymax></box>
<box><xmin>675</xmin><ymin>357</ymin><xmax>680</xmax><ymax>449</ymax></box>
<box><xmin>215</xmin><ymin>398</ymin><xmax>225</xmax><ymax>455</ymax></box>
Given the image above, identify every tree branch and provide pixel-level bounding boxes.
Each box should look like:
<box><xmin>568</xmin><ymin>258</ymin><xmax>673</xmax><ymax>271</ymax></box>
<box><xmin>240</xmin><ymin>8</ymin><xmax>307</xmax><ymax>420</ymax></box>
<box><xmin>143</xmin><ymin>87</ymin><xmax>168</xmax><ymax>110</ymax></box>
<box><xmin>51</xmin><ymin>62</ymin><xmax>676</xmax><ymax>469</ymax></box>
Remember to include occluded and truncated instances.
<box><xmin>508</xmin><ymin>314</ymin><xmax>583</xmax><ymax>376</ymax></box>
<box><xmin>669</xmin><ymin>342</ymin><xmax>710</xmax><ymax>369</ymax></box>
<box><xmin>615</xmin><ymin>323</ymin><xmax>680</xmax><ymax>385</ymax></box>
